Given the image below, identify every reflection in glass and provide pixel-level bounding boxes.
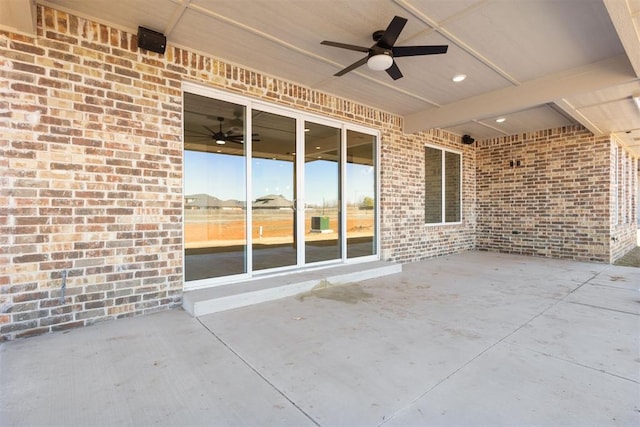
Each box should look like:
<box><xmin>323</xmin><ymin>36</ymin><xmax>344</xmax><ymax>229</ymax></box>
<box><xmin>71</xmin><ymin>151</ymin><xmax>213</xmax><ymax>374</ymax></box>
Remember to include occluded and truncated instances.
<box><xmin>304</xmin><ymin>122</ymin><xmax>340</xmax><ymax>263</ymax></box>
<box><xmin>183</xmin><ymin>94</ymin><xmax>246</xmax><ymax>280</ymax></box>
<box><xmin>444</xmin><ymin>151</ymin><xmax>461</xmax><ymax>222</ymax></box>
<box><xmin>346</xmin><ymin>130</ymin><xmax>376</xmax><ymax>258</ymax></box>
<box><xmin>252</xmin><ymin>110</ymin><xmax>297</xmax><ymax>271</ymax></box>
<box><xmin>425</xmin><ymin>146</ymin><xmax>443</xmax><ymax>223</ymax></box>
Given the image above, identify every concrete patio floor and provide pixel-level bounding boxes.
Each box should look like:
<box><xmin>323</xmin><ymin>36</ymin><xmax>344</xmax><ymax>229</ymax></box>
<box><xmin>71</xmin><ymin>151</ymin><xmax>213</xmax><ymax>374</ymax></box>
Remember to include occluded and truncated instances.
<box><xmin>1</xmin><ymin>251</ymin><xmax>639</xmax><ymax>426</ymax></box>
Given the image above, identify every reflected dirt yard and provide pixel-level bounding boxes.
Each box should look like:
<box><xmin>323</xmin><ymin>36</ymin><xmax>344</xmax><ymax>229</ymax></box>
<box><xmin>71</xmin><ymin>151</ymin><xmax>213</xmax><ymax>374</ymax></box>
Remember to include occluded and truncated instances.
<box><xmin>185</xmin><ymin>207</ymin><xmax>374</xmax><ymax>248</ymax></box>
<box><xmin>184</xmin><ymin>207</ymin><xmax>375</xmax><ymax>280</ymax></box>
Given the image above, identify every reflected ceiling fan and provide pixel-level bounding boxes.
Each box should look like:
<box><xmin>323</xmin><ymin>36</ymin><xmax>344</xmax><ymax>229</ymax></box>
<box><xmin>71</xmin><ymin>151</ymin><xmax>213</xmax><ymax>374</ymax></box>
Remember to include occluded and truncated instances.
<box><xmin>193</xmin><ymin>117</ymin><xmax>260</xmax><ymax>145</ymax></box>
<box><xmin>321</xmin><ymin>16</ymin><xmax>448</xmax><ymax>80</ymax></box>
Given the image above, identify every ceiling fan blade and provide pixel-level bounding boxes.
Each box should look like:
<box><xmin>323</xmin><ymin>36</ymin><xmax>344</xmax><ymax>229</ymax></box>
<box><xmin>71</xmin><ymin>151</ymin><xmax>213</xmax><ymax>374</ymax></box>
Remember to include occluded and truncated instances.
<box><xmin>202</xmin><ymin>125</ymin><xmax>217</xmax><ymax>135</ymax></box>
<box><xmin>385</xmin><ymin>61</ymin><xmax>403</xmax><ymax>80</ymax></box>
<box><xmin>226</xmin><ymin>132</ymin><xmax>260</xmax><ymax>138</ymax></box>
<box><xmin>321</xmin><ymin>40</ymin><xmax>369</xmax><ymax>53</ymax></box>
<box><xmin>184</xmin><ymin>129</ymin><xmax>212</xmax><ymax>137</ymax></box>
<box><xmin>378</xmin><ymin>16</ymin><xmax>407</xmax><ymax>48</ymax></box>
<box><xmin>392</xmin><ymin>45</ymin><xmax>448</xmax><ymax>57</ymax></box>
<box><xmin>335</xmin><ymin>56</ymin><xmax>368</xmax><ymax>76</ymax></box>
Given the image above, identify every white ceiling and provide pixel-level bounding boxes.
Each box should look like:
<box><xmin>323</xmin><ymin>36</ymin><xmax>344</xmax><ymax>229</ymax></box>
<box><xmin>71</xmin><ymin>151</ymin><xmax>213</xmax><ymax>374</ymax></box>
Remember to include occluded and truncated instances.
<box><xmin>3</xmin><ymin>0</ymin><xmax>640</xmax><ymax>157</ymax></box>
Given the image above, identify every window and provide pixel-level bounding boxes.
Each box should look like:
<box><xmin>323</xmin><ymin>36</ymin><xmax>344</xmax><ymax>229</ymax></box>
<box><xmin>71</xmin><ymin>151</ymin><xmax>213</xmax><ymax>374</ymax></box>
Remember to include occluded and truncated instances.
<box><xmin>614</xmin><ymin>143</ymin><xmax>619</xmax><ymax>224</ymax></box>
<box><xmin>425</xmin><ymin>145</ymin><xmax>461</xmax><ymax>224</ymax></box>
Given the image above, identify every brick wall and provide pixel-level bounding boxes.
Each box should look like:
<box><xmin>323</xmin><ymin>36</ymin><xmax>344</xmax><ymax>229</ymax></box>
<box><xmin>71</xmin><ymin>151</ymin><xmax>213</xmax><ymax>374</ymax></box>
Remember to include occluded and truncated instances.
<box><xmin>380</xmin><ymin>129</ymin><xmax>476</xmax><ymax>262</ymax></box>
<box><xmin>0</xmin><ymin>5</ymin><xmax>477</xmax><ymax>340</ymax></box>
<box><xmin>0</xmin><ymin>7</ymin><xmax>185</xmax><ymax>340</ymax></box>
<box><xmin>476</xmin><ymin>126</ymin><xmax>633</xmax><ymax>262</ymax></box>
<box><xmin>610</xmin><ymin>141</ymin><xmax>638</xmax><ymax>261</ymax></box>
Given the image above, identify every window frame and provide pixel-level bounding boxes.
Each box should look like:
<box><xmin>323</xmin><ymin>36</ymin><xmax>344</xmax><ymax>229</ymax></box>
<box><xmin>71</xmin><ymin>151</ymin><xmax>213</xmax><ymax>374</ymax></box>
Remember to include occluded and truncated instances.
<box><xmin>424</xmin><ymin>143</ymin><xmax>463</xmax><ymax>226</ymax></box>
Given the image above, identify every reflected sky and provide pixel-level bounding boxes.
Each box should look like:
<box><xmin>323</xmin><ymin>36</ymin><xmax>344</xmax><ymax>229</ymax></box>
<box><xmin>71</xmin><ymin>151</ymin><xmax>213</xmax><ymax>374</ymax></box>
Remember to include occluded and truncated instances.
<box><xmin>185</xmin><ymin>151</ymin><xmax>373</xmax><ymax>206</ymax></box>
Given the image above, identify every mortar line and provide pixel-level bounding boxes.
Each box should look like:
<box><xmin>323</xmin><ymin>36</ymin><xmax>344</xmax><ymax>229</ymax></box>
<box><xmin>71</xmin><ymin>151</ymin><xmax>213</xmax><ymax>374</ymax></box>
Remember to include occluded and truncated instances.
<box><xmin>197</xmin><ymin>317</ymin><xmax>321</xmax><ymax>427</ymax></box>
<box><xmin>378</xmin><ymin>271</ymin><xmax>602</xmax><ymax>426</ymax></box>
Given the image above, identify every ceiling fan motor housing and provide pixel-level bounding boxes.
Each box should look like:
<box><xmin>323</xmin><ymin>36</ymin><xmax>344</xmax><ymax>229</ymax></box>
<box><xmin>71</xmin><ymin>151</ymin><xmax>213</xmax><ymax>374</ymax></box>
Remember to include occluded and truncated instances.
<box><xmin>372</xmin><ymin>30</ymin><xmax>385</xmax><ymax>43</ymax></box>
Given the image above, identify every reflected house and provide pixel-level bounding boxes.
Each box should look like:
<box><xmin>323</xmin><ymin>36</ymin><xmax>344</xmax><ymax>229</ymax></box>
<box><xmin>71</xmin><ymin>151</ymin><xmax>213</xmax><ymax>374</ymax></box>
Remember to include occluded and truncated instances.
<box><xmin>184</xmin><ymin>193</ymin><xmax>292</xmax><ymax>210</ymax></box>
<box><xmin>253</xmin><ymin>194</ymin><xmax>293</xmax><ymax>210</ymax></box>
<box><xmin>184</xmin><ymin>194</ymin><xmax>245</xmax><ymax>211</ymax></box>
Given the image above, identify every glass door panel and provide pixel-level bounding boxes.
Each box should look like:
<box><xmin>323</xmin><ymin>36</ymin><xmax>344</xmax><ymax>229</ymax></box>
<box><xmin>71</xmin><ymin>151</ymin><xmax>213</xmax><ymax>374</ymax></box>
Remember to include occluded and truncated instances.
<box><xmin>251</xmin><ymin>110</ymin><xmax>297</xmax><ymax>271</ymax></box>
<box><xmin>304</xmin><ymin>122</ymin><xmax>341</xmax><ymax>263</ymax></box>
<box><xmin>183</xmin><ymin>94</ymin><xmax>247</xmax><ymax>280</ymax></box>
<box><xmin>346</xmin><ymin>130</ymin><xmax>376</xmax><ymax>258</ymax></box>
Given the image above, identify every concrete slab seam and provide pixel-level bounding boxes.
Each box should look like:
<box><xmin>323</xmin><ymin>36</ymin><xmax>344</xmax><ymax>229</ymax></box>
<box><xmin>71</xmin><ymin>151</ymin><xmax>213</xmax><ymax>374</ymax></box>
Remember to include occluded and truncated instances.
<box><xmin>195</xmin><ymin>317</ymin><xmax>321</xmax><ymax>427</ymax></box>
<box><xmin>502</xmin><ymin>343</ymin><xmax>640</xmax><ymax>385</ymax></box>
<box><xmin>566</xmin><ymin>271</ymin><xmax>601</xmax><ymax>296</ymax></box>
<box><xmin>377</xmin><ymin>270</ymin><xmax>604</xmax><ymax>426</ymax></box>
<box><xmin>564</xmin><ymin>300</ymin><xmax>638</xmax><ymax>317</ymax></box>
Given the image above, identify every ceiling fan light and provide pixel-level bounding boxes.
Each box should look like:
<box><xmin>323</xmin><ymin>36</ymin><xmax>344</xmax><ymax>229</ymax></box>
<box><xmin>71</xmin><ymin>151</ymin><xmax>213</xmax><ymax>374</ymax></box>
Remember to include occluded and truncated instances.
<box><xmin>367</xmin><ymin>53</ymin><xmax>393</xmax><ymax>71</ymax></box>
<box><xmin>215</xmin><ymin>139</ymin><xmax>226</xmax><ymax>145</ymax></box>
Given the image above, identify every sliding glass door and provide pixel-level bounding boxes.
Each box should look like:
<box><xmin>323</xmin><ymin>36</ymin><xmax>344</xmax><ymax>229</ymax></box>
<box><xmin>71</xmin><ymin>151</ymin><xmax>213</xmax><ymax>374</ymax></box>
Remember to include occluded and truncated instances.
<box><xmin>304</xmin><ymin>121</ymin><xmax>341</xmax><ymax>264</ymax></box>
<box><xmin>183</xmin><ymin>94</ymin><xmax>247</xmax><ymax>281</ymax></box>
<box><xmin>346</xmin><ymin>130</ymin><xmax>376</xmax><ymax>258</ymax></box>
<box><xmin>183</xmin><ymin>85</ymin><xmax>378</xmax><ymax>288</ymax></box>
<box><xmin>251</xmin><ymin>110</ymin><xmax>298</xmax><ymax>271</ymax></box>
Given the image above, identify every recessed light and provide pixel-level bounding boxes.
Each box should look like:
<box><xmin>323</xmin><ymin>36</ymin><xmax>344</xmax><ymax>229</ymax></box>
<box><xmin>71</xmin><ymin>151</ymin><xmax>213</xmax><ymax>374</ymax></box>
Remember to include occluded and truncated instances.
<box><xmin>452</xmin><ymin>74</ymin><xmax>466</xmax><ymax>83</ymax></box>
<box><xmin>315</xmin><ymin>146</ymin><xmax>321</xmax><ymax>149</ymax></box>
<box><xmin>496</xmin><ymin>117</ymin><xmax>506</xmax><ymax>123</ymax></box>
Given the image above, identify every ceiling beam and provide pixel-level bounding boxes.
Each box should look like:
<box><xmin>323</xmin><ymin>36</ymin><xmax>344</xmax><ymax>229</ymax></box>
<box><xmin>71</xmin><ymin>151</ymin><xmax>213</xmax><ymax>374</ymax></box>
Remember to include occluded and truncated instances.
<box><xmin>394</xmin><ymin>0</ymin><xmax>520</xmax><ymax>86</ymax></box>
<box><xmin>0</xmin><ymin>0</ymin><xmax>37</xmax><ymax>35</ymax></box>
<box><xmin>404</xmin><ymin>54</ymin><xmax>637</xmax><ymax>134</ymax></box>
<box><xmin>552</xmin><ymin>99</ymin><xmax>604</xmax><ymax>135</ymax></box>
<box><xmin>604</xmin><ymin>0</ymin><xmax>640</xmax><ymax>78</ymax></box>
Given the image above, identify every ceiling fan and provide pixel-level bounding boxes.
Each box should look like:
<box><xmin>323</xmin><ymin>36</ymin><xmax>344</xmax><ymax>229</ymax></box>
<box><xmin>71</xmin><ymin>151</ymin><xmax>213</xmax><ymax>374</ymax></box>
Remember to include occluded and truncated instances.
<box><xmin>195</xmin><ymin>117</ymin><xmax>260</xmax><ymax>145</ymax></box>
<box><xmin>321</xmin><ymin>16</ymin><xmax>448</xmax><ymax>80</ymax></box>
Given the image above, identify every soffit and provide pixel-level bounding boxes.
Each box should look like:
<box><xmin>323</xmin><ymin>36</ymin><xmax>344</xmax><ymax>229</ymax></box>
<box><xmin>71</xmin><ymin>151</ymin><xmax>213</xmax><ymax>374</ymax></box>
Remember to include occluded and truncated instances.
<box><xmin>8</xmin><ymin>0</ymin><xmax>638</xmax><ymax>157</ymax></box>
